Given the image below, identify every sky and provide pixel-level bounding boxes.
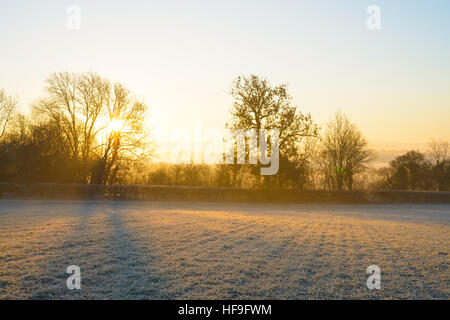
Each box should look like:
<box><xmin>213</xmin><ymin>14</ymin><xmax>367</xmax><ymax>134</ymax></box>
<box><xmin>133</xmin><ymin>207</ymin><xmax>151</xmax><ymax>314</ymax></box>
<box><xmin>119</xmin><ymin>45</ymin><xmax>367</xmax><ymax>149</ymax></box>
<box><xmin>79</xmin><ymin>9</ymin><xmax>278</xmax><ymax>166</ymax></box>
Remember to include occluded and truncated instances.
<box><xmin>1</xmin><ymin>0</ymin><xmax>449</xmax><ymax>157</ymax></box>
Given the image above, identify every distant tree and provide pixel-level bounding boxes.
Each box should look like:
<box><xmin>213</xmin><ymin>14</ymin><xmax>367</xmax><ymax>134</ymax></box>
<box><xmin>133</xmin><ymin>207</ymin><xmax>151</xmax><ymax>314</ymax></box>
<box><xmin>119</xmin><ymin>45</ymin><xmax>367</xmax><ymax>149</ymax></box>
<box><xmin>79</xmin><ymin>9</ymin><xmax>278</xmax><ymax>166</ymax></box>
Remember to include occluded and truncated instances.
<box><xmin>319</xmin><ymin>111</ymin><xmax>372</xmax><ymax>190</ymax></box>
<box><xmin>0</xmin><ymin>89</ymin><xmax>16</xmax><ymax>141</ymax></box>
<box><xmin>213</xmin><ymin>164</ymin><xmax>233</xmax><ymax>187</ymax></box>
<box><xmin>277</xmin><ymin>135</ymin><xmax>319</xmax><ymax>189</ymax></box>
<box><xmin>227</xmin><ymin>75</ymin><xmax>317</xmax><ymax>186</ymax></box>
<box><xmin>0</xmin><ymin>115</ymin><xmax>75</xmax><ymax>183</ymax></box>
<box><xmin>428</xmin><ymin>138</ymin><xmax>449</xmax><ymax>166</ymax></box>
<box><xmin>428</xmin><ymin>139</ymin><xmax>450</xmax><ymax>191</ymax></box>
<box><xmin>384</xmin><ymin>151</ymin><xmax>432</xmax><ymax>190</ymax></box>
<box><xmin>148</xmin><ymin>164</ymin><xmax>172</xmax><ymax>185</ymax></box>
<box><xmin>430</xmin><ymin>159</ymin><xmax>450</xmax><ymax>191</ymax></box>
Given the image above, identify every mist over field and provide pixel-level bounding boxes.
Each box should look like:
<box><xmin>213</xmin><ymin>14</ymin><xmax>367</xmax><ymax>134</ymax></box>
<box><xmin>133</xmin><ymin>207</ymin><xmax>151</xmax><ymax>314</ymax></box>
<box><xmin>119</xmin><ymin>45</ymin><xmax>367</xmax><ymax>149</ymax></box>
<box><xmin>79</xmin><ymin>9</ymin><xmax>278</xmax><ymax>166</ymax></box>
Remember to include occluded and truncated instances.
<box><xmin>0</xmin><ymin>200</ymin><xmax>448</xmax><ymax>299</ymax></box>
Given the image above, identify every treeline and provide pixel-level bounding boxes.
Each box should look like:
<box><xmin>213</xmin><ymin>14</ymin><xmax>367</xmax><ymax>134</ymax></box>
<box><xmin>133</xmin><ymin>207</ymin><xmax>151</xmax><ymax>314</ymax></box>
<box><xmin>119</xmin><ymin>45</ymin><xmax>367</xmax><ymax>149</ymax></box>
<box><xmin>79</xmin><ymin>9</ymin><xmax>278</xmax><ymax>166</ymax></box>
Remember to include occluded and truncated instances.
<box><xmin>376</xmin><ymin>145</ymin><xmax>450</xmax><ymax>191</ymax></box>
<box><xmin>0</xmin><ymin>72</ymin><xmax>149</xmax><ymax>185</ymax></box>
<box><xmin>0</xmin><ymin>73</ymin><xmax>449</xmax><ymax>191</ymax></box>
<box><xmin>136</xmin><ymin>145</ymin><xmax>450</xmax><ymax>192</ymax></box>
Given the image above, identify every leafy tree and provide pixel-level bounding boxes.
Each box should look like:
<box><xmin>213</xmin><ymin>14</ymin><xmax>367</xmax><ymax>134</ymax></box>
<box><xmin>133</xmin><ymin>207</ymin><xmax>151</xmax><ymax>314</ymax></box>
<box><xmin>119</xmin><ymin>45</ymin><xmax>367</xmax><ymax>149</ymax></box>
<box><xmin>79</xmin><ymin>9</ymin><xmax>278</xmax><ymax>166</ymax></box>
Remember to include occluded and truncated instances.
<box><xmin>385</xmin><ymin>151</ymin><xmax>432</xmax><ymax>190</ymax></box>
<box><xmin>227</xmin><ymin>75</ymin><xmax>317</xmax><ymax>186</ymax></box>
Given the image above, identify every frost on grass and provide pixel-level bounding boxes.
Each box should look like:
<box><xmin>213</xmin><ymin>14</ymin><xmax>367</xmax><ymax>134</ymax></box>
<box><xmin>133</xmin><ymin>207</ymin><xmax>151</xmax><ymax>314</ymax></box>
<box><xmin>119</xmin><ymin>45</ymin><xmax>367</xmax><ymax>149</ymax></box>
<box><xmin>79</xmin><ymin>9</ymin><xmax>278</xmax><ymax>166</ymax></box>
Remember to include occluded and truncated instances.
<box><xmin>0</xmin><ymin>200</ymin><xmax>448</xmax><ymax>299</ymax></box>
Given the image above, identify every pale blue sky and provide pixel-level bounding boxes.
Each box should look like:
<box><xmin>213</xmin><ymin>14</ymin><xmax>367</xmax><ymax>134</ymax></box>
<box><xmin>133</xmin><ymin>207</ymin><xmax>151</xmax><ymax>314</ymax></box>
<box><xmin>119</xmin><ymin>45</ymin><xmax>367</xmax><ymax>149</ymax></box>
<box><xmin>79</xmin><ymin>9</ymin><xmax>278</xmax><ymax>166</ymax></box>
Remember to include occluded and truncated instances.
<box><xmin>1</xmin><ymin>0</ymin><xmax>449</xmax><ymax>148</ymax></box>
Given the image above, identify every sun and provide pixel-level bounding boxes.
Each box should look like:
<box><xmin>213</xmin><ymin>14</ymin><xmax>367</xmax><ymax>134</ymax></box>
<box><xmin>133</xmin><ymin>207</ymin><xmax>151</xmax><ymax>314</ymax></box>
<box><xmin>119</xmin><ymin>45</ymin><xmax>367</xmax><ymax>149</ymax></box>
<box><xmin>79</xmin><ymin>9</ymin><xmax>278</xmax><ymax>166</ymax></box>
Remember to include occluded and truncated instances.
<box><xmin>107</xmin><ymin>119</ymin><xmax>125</xmax><ymax>132</ymax></box>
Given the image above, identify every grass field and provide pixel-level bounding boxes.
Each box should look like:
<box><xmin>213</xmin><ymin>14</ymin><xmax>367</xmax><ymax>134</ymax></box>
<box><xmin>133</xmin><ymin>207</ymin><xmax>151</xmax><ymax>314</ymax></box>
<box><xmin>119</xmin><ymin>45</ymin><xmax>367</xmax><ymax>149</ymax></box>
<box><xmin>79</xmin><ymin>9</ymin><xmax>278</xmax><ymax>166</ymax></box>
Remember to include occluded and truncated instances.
<box><xmin>0</xmin><ymin>200</ymin><xmax>448</xmax><ymax>299</ymax></box>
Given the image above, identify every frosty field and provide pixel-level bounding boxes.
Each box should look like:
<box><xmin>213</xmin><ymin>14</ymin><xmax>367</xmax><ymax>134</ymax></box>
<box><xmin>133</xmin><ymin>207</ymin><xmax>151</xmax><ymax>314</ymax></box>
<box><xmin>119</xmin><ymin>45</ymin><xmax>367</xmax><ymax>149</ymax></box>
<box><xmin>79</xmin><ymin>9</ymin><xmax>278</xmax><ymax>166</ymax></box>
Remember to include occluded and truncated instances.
<box><xmin>0</xmin><ymin>200</ymin><xmax>448</xmax><ymax>299</ymax></box>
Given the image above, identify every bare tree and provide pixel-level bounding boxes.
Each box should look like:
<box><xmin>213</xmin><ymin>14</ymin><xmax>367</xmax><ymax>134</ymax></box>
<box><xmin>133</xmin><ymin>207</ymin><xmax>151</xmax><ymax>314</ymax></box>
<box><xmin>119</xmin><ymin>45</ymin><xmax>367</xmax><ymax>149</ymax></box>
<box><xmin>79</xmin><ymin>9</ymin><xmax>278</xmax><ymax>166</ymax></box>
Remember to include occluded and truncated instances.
<box><xmin>93</xmin><ymin>83</ymin><xmax>149</xmax><ymax>185</ymax></box>
<box><xmin>39</xmin><ymin>72</ymin><xmax>81</xmax><ymax>159</ymax></box>
<box><xmin>320</xmin><ymin>111</ymin><xmax>372</xmax><ymax>190</ymax></box>
<box><xmin>0</xmin><ymin>89</ymin><xmax>17</xmax><ymax>140</ymax></box>
<box><xmin>428</xmin><ymin>138</ymin><xmax>449</xmax><ymax>165</ymax></box>
<box><xmin>34</xmin><ymin>72</ymin><xmax>150</xmax><ymax>184</ymax></box>
<box><xmin>427</xmin><ymin>139</ymin><xmax>450</xmax><ymax>191</ymax></box>
<box><xmin>77</xmin><ymin>72</ymin><xmax>111</xmax><ymax>166</ymax></box>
